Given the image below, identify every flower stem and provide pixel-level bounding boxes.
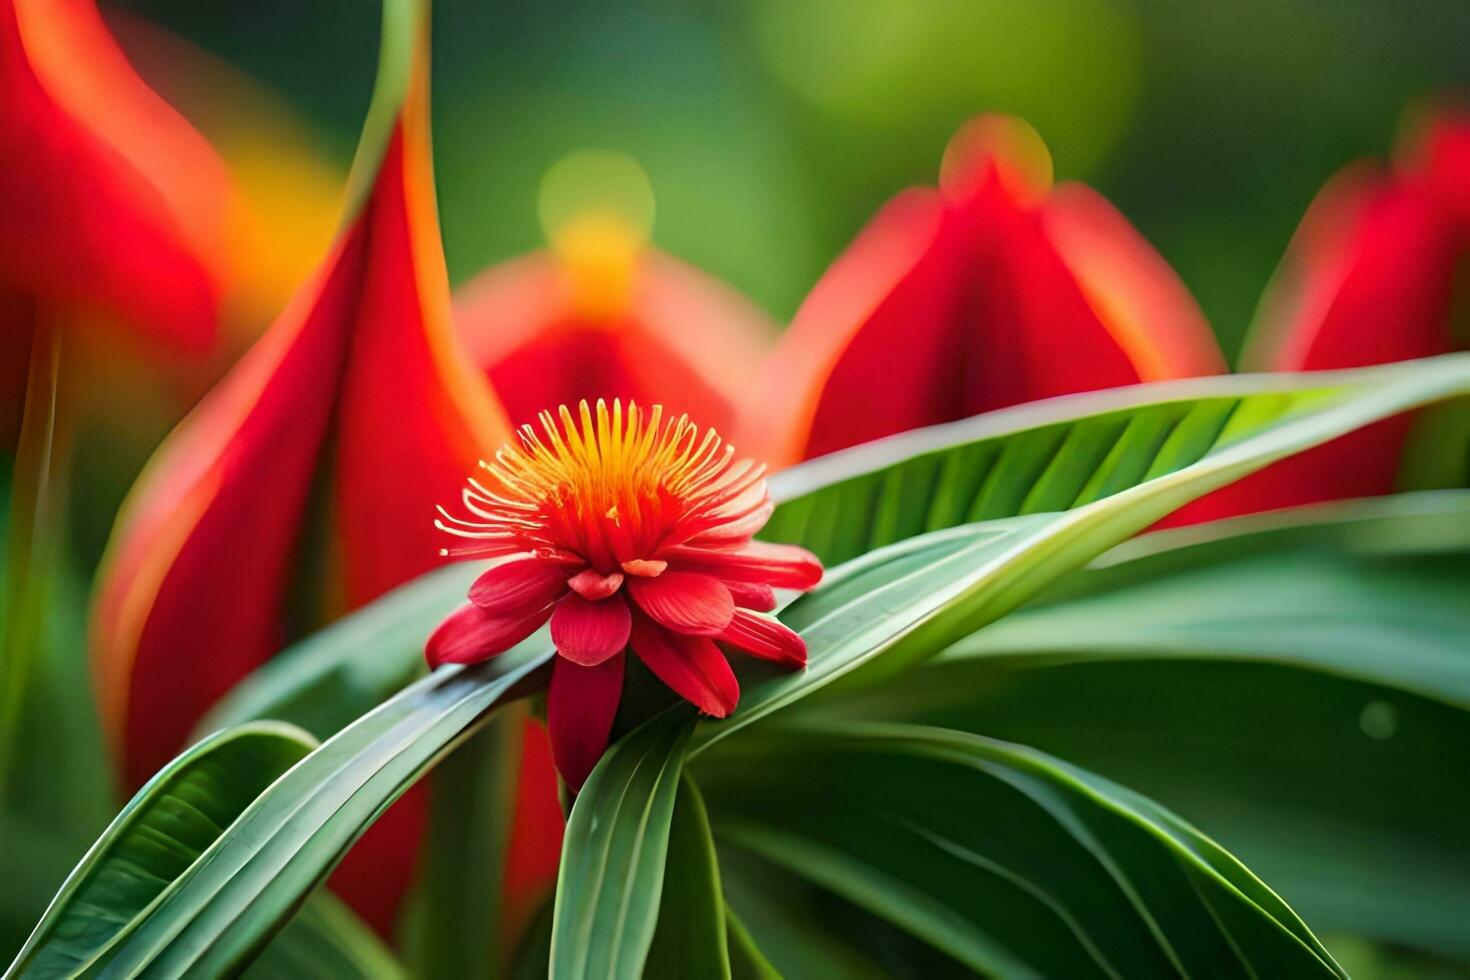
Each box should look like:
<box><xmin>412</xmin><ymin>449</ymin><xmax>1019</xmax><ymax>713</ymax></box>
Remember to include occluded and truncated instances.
<box><xmin>0</xmin><ymin>313</ymin><xmax>64</xmax><ymax>803</ymax></box>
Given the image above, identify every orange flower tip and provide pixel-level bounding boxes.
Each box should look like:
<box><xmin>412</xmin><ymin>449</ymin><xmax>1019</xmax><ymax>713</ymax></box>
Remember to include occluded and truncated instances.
<box><xmin>540</xmin><ymin>150</ymin><xmax>655</xmax><ymax>320</ymax></box>
<box><xmin>427</xmin><ymin>398</ymin><xmax>823</xmax><ymax>750</ymax></box>
<box><xmin>939</xmin><ymin>113</ymin><xmax>1054</xmax><ymax>206</ymax></box>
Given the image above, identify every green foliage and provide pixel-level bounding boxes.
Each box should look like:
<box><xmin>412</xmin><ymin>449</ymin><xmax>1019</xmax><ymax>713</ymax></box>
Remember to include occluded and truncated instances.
<box><xmin>549</xmin><ymin>713</ymin><xmax>693</xmax><ymax>979</ymax></box>
<box><xmin>6</xmin><ymin>723</ymin><xmax>315</xmax><ymax>977</ymax></box>
<box><xmin>37</xmin><ymin>645</ymin><xmax>548</xmax><ymax>977</ymax></box>
<box><xmin>763</xmin><ymin>358</ymin><xmax>1470</xmax><ymax>566</ymax></box>
<box><xmin>837</xmin><ymin>490</ymin><xmax>1470</xmax><ymax>959</ymax></box>
<box><xmin>699</xmin><ymin>724</ymin><xmax>1345</xmax><ymax>977</ymax></box>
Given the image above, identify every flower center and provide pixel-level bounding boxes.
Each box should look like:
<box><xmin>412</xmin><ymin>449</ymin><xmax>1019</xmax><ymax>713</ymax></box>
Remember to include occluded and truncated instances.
<box><xmin>435</xmin><ymin>399</ymin><xmax>768</xmax><ymax>577</ymax></box>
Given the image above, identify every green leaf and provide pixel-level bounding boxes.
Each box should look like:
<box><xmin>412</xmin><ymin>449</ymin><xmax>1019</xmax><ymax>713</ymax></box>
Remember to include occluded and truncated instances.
<box><xmin>886</xmin><ymin>661</ymin><xmax>1470</xmax><ymax>963</ymax></box>
<box><xmin>723</xmin><ymin>907</ymin><xmax>780</xmax><ymax>980</ymax></box>
<box><xmin>645</xmin><ymin>777</ymin><xmax>730</xmax><ymax>980</ymax></box>
<box><xmin>74</xmin><ymin>642</ymin><xmax>552</xmax><ymax>978</ymax></box>
<box><xmin>843</xmin><ymin>492</ymin><xmax>1470</xmax><ymax>959</ymax></box>
<box><xmin>5</xmin><ymin>722</ymin><xmax>316</xmax><ymax>978</ymax></box>
<box><xmin>699</xmin><ymin>724</ymin><xmax>1345</xmax><ymax>979</ymax></box>
<box><xmin>944</xmin><ymin>489</ymin><xmax>1470</xmax><ymax>705</ymax></box>
<box><xmin>550</xmin><ymin>713</ymin><xmax>693</xmax><ymax>980</ymax></box>
<box><xmin>719</xmin><ymin>852</ymin><xmax>896</xmax><ymax>979</ymax></box>
<box><xmin>764</xmin><ymin>356</ymin><xmax>1470</xmax><ymax>566</ymax></box>
<box><xmin>245</xmin><ymin>892</ymin><xmax>405</xmax><ymax>980</ymax></box>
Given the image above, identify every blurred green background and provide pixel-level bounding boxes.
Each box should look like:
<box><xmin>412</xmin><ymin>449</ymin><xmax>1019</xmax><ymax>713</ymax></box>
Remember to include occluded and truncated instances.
<box><xmin>115</xmin><ymin>0</ymin><xmax>1470</xmax><ymax>359</ymax></box>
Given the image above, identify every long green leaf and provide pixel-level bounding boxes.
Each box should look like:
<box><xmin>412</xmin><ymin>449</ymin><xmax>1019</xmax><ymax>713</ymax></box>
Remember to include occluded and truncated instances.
<box><xmin>245</xmin><ymin>892</ymin><xmax>404</xmax><ymax>980</ymax></box>
<box><xmin>940</xmin><ymin>489</ymin><xmax>1470</xmax><ymax>706</ymax></box>
<box><xmin>78</xmin><ymin>642</ymin><xmax>551</xmax><ymax>977</ymax></box>
<box><xmin>549</xmin><ymin>713</ymin><xmax>693</xmax><ymax>980</ymax></box>
<box><xmin>764</xmin><ymin>355</ymin><xmax>1470</xmax><ymax>565</ymax></box>
<box><xmin>5</xmin><ymin>722</ymin><xmax>316</xmax><ymax>978</ymax></box>
<box><xmin>699</xmin><ymin>724</ymin><xmax>1345</xmax><ymax>978</ymax></box>
<box><xmin>833</xmin><ymin>494</ymin><xmax>1470</xmax><ymax>959</ymax></box>
<box><xmin>882</xmin><ymin>660</ymin><xmax>1470</xmax><ymax>963</ymax></box>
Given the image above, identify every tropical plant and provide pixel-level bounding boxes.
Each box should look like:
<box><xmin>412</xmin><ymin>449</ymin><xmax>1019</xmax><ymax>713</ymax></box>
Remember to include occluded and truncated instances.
<box><xmin>6</xmin><ymin>1</ymin><xmax>1470</xmax><ymax>979</ymax></box>
<box><xmin>11</xmin><ymin>348</ymin><xmax>1470</xmax><ymax>977</ymax></box>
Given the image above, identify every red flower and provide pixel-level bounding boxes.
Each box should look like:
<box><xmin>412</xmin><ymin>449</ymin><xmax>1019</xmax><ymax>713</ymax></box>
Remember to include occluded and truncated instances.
<box><xmin>0</xmin><ymin>0</ymin><xmax>228</xmax><ymax>352</ymax></box>
<box><xmin>453</xmin><ymin>154</ymin><xmax>774</xmax><ymax>435</ymax></box>
<box><xmin>427</xmin><ymin>399</ymin><xmax>821</xmax><ymax>788</ymax></box>
<box><xmin>1244</xmin><ymin>109</ymin><xmax>1470</xmax><ymax>373</ymax></box>
<box><xmin>1171</xmin><ymin>108</ymin><xmax>1470</xmax><ymax>525</ymax></box>
<box><xmin>740</xmin><ymin>114</ymin><xmax>1224</xmax><ymax>467</ymax></box>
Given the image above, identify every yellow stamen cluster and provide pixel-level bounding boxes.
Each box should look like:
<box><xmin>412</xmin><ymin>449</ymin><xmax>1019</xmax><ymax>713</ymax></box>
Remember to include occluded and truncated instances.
<box><xmin>436</xmin><ymin>399</ymin><xmax>763</xmax><ymax>566</ymax></box>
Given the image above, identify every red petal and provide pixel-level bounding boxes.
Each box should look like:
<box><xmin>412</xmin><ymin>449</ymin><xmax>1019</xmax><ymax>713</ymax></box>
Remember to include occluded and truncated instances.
<box><xmin>738</xmin><ymin>114</ymin><xmax>1219</xmax><ymax>466</ymax></box>
<box><xmin>621</xmin><ymin>558</ymin><xmax>668</xmax><ymax>578</ymax></box>
<box><xmin>332</xmin><ymin>121</ymin><xmax>510</xmax><ymax>606</ymax></box>
<box><xmin>550</xmin><ymin>593</ymin><xmax>631</xmax><ymax>666</ymax></box>
<box><xmin>547</xmin><ymin>652</ymin><xmax>625</xmax><ymax>790</ymax></box>
<box><xmin>625</xmin><ymin>571</ymin><xmax>734</xmax><ymax>636</ymax></box>
<box><xmin>1042</xmin><ymin>184</ymin><xmax>1223</xmax><ymax>381</ymax></box>
<box><xmin>454</xmin><ymin>249</ymin><xmax>774</xmax><ymax>434</ymax></box>
<box><xmin>736</xmin><ymin>187</ymin><xmax>946</xmax><ymax>467</ymax></box>
<box><xmin>720</xmin><ymin>609</ymin><xmax>807</xmax><ymax>667</ymax></box>
<box><xmin>667</xmin><ymin>541</ymin><xmax>823</xmax><ymax>590</ymax></box>
<box><xmin>426</xmin><ymin>602</ymin><xmax>553</xmax><ymax>668</ymax></box>
<box><xmin>725</xmin><ymin>581</ymin><xmax>777</xmax><ymax>612</ymax></box>
<box><xmin>0</xmin><ymin>0</ymin><xmax>225</xmax><ymax>349</ymax></box>
<box><xmin>88</xmin><ymin>10</ymin><xmax>510</xmax><ymax>940</ymax></box>
<box><xmin>1174</xmin><ymin>114</ymin><xmax>1470</xmax><ymax>528</ymax></box>
<box><xmin>92</xmin><ymin>16</ymin><xmax>511</xmax><ymax>791</ymax></box>
<box><xmin>629</xmin><ymin>614</ymin><xmax>739</xmax><ymax>718</ymax></box>
<box><xmin>1243</xmin><ymin>169</ymin><xmax>1455</xmax><ymax>374</ymax></box>
<box><xmin>469</xmin><ymin>558</ymin><xmax>571</xmax><ymax>614</ymax></box>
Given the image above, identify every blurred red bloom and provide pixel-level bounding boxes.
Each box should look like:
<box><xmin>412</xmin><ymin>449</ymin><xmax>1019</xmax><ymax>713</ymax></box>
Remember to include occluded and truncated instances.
<box><xmin>1175</xmin><ymin>108</ymin><xmax>1470</xmax><ymax>524</ymax></box>
<box><xmin>428</xmin><ymin>399</ymin><xmax>819</xmax><ymax>788</ymax></box>
<box><xmin>0</xmin><ymin>0</ymin><xmax>230</xmax><ymax>435</ymax></box>
<box><xmin>740</xmin><ymin>114</ymin><xmax>1225</xmax><ymax>467</ymax></box>
<box><xmin>454</xmin><ymin>178</ymin><xmax>774</xmax><ymax>435</ymax></box>
<box><xmin>0</xmin><ymin>0</ymin><xmax>228</xmax><ymax>346</ymax></box>
<box><xmin>91</xmin><ymin>6</ymin><xmax>507</xmax><ymax>935</ymax></box>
